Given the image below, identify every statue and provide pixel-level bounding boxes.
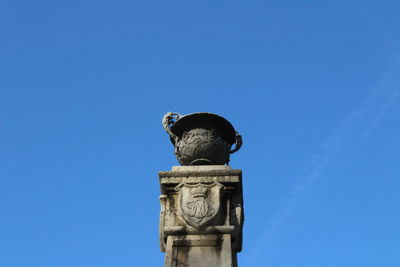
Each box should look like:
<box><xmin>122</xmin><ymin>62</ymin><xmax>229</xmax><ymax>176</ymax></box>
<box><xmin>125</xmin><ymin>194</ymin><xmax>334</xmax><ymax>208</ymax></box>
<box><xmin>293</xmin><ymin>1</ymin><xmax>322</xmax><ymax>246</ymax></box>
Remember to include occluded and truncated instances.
<box><xmin>159</xmin><ymin>112</ymin><xmax>244</xmax><ymax>266</ymax></box>
<box><xmin>162</xmin><ymin>112</ymin><xmax>242</xmax><ymax>165</ymax></box>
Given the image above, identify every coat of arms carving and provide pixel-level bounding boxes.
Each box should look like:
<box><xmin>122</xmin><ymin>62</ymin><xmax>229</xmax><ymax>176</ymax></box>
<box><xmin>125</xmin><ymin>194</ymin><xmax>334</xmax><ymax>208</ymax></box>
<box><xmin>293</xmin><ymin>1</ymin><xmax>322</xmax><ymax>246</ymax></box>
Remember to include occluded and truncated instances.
<box><xmin>177</xmin><ymin>182</ymin><xmax>223</xmax><ymax>229</ymax></box>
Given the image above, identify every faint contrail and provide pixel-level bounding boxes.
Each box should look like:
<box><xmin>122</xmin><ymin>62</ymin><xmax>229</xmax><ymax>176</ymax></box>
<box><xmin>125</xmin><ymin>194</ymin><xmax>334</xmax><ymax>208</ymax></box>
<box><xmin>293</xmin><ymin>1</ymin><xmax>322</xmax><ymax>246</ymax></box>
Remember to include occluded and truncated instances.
<box><xmin>245</xmin><ymin>54</ymin><xmax>400</xmax><ymax>265</ymax></box>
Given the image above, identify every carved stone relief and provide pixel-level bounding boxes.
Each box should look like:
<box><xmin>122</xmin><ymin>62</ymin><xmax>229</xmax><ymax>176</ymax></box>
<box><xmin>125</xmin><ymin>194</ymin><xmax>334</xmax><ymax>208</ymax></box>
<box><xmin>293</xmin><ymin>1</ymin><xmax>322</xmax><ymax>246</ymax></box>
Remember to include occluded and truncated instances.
<box><xmin>177</xmin><ymin>182</ymin><xmax>223</xmax><ymax>229</ymax></box>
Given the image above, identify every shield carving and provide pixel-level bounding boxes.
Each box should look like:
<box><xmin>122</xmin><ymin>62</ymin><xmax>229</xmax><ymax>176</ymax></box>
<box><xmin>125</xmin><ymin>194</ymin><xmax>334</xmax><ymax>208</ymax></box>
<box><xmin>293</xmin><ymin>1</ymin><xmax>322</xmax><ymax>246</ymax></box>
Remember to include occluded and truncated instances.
<box><xmin>177</xmin><ymin>182</ymin><xmax>223</xmax><ymax>229</ymax></box>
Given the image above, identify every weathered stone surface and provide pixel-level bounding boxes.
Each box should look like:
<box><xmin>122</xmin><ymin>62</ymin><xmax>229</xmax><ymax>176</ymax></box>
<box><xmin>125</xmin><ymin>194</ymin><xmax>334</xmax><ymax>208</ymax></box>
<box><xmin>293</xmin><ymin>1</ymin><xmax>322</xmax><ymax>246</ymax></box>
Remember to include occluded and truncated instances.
<box><xmin>172</xmin><ymin>165</ymin><xmax>230</xmax><ymax>171</ymax></box>
<box><xmin>164</xmin><ymin>234</ymin><xmax>237</xmax><ymax>267</ymax></box>
<box><xmin>177</xmin><ymin>182</ymin><xmax>223</xmax><ymax>229</ymax></box>
<box><xmin>159</xmin><ymin>165</ymin><xmax>244</xmax><ymax>266</ymax></box>
<box><xmin>159</xmin><ymin>167</ymin><xmax>242</xmax><ymax>185</ymax></box>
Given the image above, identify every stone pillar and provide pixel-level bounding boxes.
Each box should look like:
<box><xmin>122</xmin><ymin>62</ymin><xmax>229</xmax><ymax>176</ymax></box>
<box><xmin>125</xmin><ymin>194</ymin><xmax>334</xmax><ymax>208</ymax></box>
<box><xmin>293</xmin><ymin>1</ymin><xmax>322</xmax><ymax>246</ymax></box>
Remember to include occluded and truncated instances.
<box><xmin>159</xmin><ymin>165</ymin><xmax>243</xmax><ymax>267</ymax></box>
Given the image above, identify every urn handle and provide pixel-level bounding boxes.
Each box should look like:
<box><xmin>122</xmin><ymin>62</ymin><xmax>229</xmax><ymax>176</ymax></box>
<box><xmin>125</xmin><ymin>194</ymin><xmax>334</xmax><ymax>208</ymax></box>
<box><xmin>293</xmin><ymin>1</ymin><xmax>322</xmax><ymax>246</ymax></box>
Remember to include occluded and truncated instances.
<box><xmin>162</xmin><ymin>112</ymin><xmax>181</xmax><ymax>141</ymax></box>
<box><xmin>229</xmin><ymin>131</ymin><xmax>242</xmax><ymax>154</ymax></box>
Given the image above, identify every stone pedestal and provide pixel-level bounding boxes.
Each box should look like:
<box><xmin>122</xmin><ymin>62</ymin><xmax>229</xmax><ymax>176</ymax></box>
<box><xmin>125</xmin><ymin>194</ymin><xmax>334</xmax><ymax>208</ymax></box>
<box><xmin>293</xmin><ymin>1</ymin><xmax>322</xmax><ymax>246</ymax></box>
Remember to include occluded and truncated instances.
<box><xmin>159</xmin><ymin>166</ymin><xmax>243</xmax><ymax>267</ymax></box>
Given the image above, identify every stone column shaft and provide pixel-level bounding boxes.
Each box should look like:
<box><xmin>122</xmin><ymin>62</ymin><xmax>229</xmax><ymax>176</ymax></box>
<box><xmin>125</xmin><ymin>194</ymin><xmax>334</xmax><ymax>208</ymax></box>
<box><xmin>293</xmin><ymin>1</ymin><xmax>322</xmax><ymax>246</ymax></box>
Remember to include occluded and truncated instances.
<box><xmin>159</xmin><ymin>166</ymin><xmax>243</xmax><ymax>267</ymax></box>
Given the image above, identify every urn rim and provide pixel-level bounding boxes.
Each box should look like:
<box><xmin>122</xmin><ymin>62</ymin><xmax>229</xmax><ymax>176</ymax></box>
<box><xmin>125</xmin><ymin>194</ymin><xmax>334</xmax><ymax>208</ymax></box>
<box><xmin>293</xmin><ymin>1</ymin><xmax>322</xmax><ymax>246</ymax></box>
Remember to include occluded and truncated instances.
<box><xmin>169</xmin><ymin>112</ymin><xmax>236</xmax><ymax>145</ymax></box>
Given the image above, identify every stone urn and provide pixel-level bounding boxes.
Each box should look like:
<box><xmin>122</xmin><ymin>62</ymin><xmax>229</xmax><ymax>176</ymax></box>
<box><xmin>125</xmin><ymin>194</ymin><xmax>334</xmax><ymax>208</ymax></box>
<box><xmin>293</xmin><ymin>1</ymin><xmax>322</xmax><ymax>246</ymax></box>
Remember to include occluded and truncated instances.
<box><xmin>162</xmin><ymin>112</ymin><xmax>242</xmax><ymax>165</ymax></box>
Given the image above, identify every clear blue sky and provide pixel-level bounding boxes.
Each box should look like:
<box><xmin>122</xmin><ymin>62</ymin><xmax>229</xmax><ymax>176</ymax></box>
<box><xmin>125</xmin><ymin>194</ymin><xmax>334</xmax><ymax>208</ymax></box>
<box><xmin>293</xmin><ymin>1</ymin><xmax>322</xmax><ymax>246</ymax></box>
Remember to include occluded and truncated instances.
<box><xmin>1</xmin><ymin>1</ymin><xmax>400</xmax><ymax>266</ymax></box>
